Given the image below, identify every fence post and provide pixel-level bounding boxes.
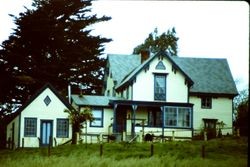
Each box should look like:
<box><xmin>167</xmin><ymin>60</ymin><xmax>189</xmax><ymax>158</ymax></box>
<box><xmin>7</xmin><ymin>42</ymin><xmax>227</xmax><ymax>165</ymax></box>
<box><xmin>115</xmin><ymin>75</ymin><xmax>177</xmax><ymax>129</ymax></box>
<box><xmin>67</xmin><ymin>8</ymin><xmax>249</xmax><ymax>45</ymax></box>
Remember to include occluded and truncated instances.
<box><xmin>22</xmin><ymin>138</ymin><xmax>24</xmax><ymax>148</ymax></box>
<box><xmin>100</xmin><ymin>143</ymin><xmax>103</xmax><ymax>157</ymax></box>
<box><xmin>201</xmin><ymin>144</ymin><xmax>205</xmax><ymax>158</ymax></box>
<box><xmin>204</xmin><ymin>131</ymin><xmax>207</xmax><ymax>141</ymax></box>
<box><xmin>48</xmin><ymin>136</ymin><xmax>52</xmax><ymax>157</ymax></box>
<box><xmin>150</xmin><ymin>143</ymin><xmax>154</xmax><ymax>157</ymax></box>
<box><xmin>172</xmin><ymin>131</ymin><xmax>175</xmax><ymax>141</ymax></box>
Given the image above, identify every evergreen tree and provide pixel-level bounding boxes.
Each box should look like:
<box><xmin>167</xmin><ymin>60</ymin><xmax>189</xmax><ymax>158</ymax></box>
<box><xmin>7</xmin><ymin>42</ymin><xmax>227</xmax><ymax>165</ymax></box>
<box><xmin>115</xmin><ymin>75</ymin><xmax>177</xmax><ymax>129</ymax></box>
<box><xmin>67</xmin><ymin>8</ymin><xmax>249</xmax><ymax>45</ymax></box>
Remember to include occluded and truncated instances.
<box><xmin>133</xmin><ymin>27</ymin><xmax>178</xmax><ymax>56</ymax></box>
<box><xmin>0</xmin><ymin>0</ymin><xmax>111</xmax><ymax>115</ymax></box>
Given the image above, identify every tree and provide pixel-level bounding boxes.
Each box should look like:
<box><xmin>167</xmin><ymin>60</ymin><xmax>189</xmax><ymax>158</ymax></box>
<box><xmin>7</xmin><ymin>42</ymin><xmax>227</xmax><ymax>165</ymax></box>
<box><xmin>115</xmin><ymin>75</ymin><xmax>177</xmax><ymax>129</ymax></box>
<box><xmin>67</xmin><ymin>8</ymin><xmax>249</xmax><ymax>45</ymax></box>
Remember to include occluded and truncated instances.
<box><xmin>64</xmin><ymin>107</ymin><xmax>93</xmax><ymax>144</ymax></box>
<box><xmin>133</xmin><ymin>27</ymin><xmax>179</xmax><ymax>56</ymax></box>
<box><xmin>233</xmin><ymin>89</ymin><xmax>248</xmax><ymax>136</ymax></box>
<box><xmin>0</xmin><ymin>0</ymin><xmax>111</xmax><ymax>114</ymax></box>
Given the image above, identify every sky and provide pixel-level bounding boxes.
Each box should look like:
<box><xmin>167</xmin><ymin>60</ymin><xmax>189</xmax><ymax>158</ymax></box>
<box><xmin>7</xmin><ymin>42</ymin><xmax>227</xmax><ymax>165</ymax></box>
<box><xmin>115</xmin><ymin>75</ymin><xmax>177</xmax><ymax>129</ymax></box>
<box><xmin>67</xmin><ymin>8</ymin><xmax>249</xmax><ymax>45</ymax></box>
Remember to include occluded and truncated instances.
<box><xmin>0</xmin><ymin>0</ymin><xmax>249</xmax><ymax>91</ymax></box>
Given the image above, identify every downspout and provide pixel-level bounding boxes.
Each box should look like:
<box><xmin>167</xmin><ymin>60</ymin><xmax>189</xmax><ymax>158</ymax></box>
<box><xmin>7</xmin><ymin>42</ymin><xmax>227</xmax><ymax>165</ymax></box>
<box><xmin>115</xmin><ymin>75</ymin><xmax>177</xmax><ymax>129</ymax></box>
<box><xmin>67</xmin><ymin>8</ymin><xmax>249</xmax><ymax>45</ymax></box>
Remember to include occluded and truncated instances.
<box><xmin>191</xmin><ymin>107</ymin><xmax>194</xmax><ymax>138</ymax></box>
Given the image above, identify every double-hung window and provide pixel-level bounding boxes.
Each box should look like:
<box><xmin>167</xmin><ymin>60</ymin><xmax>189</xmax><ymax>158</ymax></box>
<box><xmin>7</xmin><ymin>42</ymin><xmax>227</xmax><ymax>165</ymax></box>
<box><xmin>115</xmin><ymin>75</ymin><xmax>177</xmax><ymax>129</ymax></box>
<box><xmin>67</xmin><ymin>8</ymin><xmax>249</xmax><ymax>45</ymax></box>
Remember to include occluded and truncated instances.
<box><xmin>57</xmin><ymin>119</ymin><xmax>69</xmax><ymax>138</ymax></box>
<box><xmin>201</xmin><ymin>97</ymin><xmax>212</xmax><ymax>109</ymax></box>
<box><xmin>24</xmin><ymin>118</ymin><xmax>37</xmax><ymax>137</ymax></box>
<box><xmin>165</xmin><ymin>107</ymin><xmax>191</xmax><ymax>128</ymax></box>
<box><xmin>154</xmin><ymin>74</ymin><xmax>166</xmax><ymax>101</ymax></box>
<box><xmin>90</xmin><ymin>108</ymin><xmax>103</xmax><ymax>127</ymax></box>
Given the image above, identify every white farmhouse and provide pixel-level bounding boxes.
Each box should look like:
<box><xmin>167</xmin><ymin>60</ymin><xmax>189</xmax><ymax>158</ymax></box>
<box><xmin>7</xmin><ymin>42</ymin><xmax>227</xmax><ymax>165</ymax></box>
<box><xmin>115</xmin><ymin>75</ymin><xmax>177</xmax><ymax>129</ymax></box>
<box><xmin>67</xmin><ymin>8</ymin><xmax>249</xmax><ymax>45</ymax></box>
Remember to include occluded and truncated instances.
<box><xmin>6</xmin><ymin>83</ymin><xmax>72</xmax><ymax>148</ymax></box>
<box><xmin>71</xmin><ymin>51</ymin><xmax>238</xmax><ymax>142</ymax></box>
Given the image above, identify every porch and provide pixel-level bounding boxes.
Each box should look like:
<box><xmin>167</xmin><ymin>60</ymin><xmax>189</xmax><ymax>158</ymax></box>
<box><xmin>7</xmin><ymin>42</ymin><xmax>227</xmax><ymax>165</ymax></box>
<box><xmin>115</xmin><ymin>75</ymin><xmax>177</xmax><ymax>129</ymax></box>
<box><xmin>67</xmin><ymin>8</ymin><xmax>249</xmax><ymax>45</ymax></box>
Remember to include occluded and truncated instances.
<box><xmin>110</xmin><ymin>100</ymin><xmax>194</xmax><ymax>142</ymax></box>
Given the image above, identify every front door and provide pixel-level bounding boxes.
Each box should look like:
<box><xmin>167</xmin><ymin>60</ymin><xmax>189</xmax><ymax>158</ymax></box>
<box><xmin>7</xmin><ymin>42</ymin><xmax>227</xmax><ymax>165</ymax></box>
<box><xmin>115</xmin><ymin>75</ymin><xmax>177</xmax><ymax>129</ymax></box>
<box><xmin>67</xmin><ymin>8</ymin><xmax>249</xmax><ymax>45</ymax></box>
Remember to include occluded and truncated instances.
<box><xmin>40</xmin><ymin>120</ymin><xmax>53</xmax><ymax>146</ymax></box>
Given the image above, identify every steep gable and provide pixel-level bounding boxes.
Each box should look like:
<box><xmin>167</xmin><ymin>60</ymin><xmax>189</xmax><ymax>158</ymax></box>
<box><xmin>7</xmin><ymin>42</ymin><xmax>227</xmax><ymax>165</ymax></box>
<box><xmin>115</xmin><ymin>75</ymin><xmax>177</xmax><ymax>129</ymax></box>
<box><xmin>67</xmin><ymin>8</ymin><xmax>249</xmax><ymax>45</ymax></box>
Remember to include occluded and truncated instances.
<box><xmin>116</xmin><ymin>51</ymin><xmax>193</xmax><ymax>91</ymax></box>
<box><xmin>8</xmin><ymin>83</ymin><xmax>72</xmax><ymax>122</ymax></box>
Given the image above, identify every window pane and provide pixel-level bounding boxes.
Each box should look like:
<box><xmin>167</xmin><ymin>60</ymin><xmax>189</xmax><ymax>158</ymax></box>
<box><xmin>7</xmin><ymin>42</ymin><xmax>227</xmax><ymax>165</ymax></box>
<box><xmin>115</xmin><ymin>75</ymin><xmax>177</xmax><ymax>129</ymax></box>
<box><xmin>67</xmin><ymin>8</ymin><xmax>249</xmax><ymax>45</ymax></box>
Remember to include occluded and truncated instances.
<box><xmin>154</xmin><ymin>74</ymin><xmax>166</xmax><ymax>101</ymax></box>
<box><xmin>165</xmin><ymin>107</ymin><xmax>177</xmax><ymax>126</ymax></box>
<box><xmin>24</xmin><ymin>118</ymin><xmax>37</xmax><ymax>137</ymax></box>
<box><xmin>90</xmin><ymin>108</ymin><xmax>103</xmax><ymax>127</ymax></box>
<box><xmin>57</xmin><ymin>119</ymin><xmax>69</xmax><ymax>138</ymax></box>
<box><xmin>201</xmin><ymin>97</ymin><xmax>212</xmax><ymax>108</ymax></box>
<box><xmin>178</xmin><ymin>108</ymin><xmax>190</xmax><ymax>127</ymax></box>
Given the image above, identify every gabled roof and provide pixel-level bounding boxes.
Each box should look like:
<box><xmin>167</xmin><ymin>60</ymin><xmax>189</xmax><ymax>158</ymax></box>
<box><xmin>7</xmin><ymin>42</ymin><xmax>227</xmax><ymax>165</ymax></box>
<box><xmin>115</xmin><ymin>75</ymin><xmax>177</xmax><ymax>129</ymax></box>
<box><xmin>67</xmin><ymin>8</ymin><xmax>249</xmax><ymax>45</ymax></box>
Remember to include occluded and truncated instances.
<box><xmin>108</xmin><ymin>54</ymin><xmax>141</xmax><ymax>84</ymax></box>
<box><xmin>115</xmin><ymin>51</ymin><xmax>194</xmax><ymax>91</ymax></box>
<box><xmin>71</xmin><ymin>95</ymin><xmax>124</xmax><ymax>107</ymax></box>
<box><xmin>8</xmin><ymin>83</ymin><xmax>72</xmax><ymax>123</ymax></box>
<box><xmin>171</xmin><ymin>56</ymin><xmax>238</xmax><ymax>96</ymax></box>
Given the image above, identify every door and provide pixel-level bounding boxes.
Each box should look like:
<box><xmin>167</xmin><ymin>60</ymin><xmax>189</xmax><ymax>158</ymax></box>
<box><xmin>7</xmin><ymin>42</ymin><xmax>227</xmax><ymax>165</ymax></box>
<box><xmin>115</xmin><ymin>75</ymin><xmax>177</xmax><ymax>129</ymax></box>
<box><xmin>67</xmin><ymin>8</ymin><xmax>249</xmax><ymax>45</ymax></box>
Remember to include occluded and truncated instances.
<box><xmin>203</xmin><ymin>119</ymin><xmax>217</xmax><ymax>140</ymax></box>
<box><xmin>40</xmin><ymin>120</ymin><xmax>53</xmax><ymax>146</ymax></box>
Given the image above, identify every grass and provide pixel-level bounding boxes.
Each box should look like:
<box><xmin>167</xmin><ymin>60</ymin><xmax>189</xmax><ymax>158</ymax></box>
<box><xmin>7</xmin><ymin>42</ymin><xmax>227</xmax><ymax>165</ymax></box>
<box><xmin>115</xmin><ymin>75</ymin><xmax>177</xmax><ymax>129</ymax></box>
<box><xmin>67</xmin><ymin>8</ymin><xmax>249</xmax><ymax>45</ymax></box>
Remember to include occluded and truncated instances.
<box><xmin>0</xmin><ymin>136</ymin><xmax>248</xmax><ymax>167</ymax></box>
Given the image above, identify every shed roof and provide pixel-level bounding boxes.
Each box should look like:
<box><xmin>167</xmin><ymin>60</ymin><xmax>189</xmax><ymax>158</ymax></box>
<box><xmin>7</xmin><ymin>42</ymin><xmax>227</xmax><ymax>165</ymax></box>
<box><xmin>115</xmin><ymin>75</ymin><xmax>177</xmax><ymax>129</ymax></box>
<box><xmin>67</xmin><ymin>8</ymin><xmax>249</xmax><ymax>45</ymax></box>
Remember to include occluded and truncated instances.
<box><xmin>71</xmin><ymin>95</ymin><xmax>124</xmax><ymax>107</ymax></box>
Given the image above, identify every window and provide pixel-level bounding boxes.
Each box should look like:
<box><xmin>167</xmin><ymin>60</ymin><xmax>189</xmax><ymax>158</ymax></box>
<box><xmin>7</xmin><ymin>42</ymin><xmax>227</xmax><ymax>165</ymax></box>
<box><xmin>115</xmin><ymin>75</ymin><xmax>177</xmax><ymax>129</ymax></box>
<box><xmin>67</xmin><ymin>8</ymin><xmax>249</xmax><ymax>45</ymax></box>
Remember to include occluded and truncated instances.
<box><xmin>155</xmin><ymin>61</ymin><xmax>166</xmax><ymax>70</ymax></box>
<box><xmin>165</xmin><ymin>107</ymin><xmax>191</xmax><ymax>128</ymax></box>
<box><xmin>44</xmin><ymin>95</ymin><xmax>51</xmax><ymax>106</ymax></box>
<box><xmin>126</xmin><ymin>88</ymin><xmax>129</xmax><ymax>99</ymax></box>
<box><xmin>24</xmin><ymin>118</ymin><xmax>37</xmax><ymax>137</ymax></box>
<box><xmin>201</xmin><ymin>97</ymin><xmax>212</xmax><ymax>109</ymax></box>
<box><xmin>165</xmin><ymin>107</ymin><xmax>177</xmax><ymax>126</ymax></box>
<box><xmin>57</xmin><ymin>119</ymin><xmax>69</xmax><ymax>138</ymax></box>
<box><xmin>90</xmin><ymin>108</ymin><xmax>103</xmax><ymax>127</ymax></box>
<box><xmin>154</xmin><ymin>74</ymin><xmax>166</xmax><ymax>101</ymax></box>
<box><xmin>148</xmin><ymin>109</ymin><xmax>162</xmax><ymax>127</ymax></box>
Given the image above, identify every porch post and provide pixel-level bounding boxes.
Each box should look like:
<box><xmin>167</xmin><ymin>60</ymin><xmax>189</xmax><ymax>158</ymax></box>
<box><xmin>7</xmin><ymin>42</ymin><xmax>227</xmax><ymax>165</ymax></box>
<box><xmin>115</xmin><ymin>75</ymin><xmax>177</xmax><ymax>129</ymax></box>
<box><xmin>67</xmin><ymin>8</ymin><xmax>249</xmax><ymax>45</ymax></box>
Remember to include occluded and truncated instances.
<box><xmin>161</xmin><ymin>106</ymin><xmax>164</xmax><ymax>142</ymax></box>
<box><xmin>132</xmin><ymin>105</ymin><xmax>137</xmax><ymax>138</ymax></box>
<box><xmin>112</xmin><ymin>103</ymin><xmax>118</xmax><ymax>133</ymax></box>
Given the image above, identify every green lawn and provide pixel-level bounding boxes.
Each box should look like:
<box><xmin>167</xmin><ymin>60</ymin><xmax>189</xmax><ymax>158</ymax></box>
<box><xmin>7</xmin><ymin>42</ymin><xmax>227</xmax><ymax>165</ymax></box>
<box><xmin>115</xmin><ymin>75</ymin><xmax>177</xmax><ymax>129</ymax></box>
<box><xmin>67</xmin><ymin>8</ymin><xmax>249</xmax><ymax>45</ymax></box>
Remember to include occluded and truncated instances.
<box><xmin>0</xmin><ymin>136</ymin><xmax>248</xmax><ymax>167</ymax></box>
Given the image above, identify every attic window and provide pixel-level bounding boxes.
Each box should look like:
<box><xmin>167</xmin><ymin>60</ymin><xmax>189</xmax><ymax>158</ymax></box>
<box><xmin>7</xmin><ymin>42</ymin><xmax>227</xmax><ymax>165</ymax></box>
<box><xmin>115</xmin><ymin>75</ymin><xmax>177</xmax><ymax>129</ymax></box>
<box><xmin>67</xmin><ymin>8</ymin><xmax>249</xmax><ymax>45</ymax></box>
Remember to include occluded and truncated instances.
<box><xmin>156</xmin><ymin>61</ymin><xmax>166</xmax><ymax>70</ymax></box>
<box><xmin>44</xmin><ymin>95</ymin><xmax>51</xmax><ymax>106</ymax></box>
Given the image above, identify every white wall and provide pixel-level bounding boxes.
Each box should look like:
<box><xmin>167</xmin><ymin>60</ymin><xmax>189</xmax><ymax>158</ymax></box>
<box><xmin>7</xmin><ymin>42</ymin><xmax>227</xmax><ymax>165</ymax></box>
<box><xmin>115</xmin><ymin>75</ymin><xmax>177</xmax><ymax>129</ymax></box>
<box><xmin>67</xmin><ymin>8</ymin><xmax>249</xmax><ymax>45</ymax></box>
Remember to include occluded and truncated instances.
<box><xmin>17</xmin><ymin>87</ymin><xmax>72</xmax><ymax>147</ymax></box>
<box><xmin>190</xmin><ymin>96</ymin><xmax>233</xmax><ymax>134</ymax></box>
<box><xmin>6</xmin><ymin>116</ymin><xmax>19</xmax><ymax>149</ymax></box>
<box><xmin>132</xmin><ymin>57</ymin><xmax>188</xmax><ymax>102</ymax></box>
<box><xmin>79</xmin><ymin>108</ymin><xmax>113</xmax><ymax>143</ymax></box>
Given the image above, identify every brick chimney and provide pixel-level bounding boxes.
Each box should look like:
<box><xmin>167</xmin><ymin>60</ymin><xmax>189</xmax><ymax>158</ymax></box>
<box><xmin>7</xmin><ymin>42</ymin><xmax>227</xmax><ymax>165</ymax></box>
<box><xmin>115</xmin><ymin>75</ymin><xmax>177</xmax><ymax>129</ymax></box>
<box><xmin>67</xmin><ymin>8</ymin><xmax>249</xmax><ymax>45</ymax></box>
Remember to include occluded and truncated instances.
<box><xmin>140</xmin><ymin>49</ymin><xmax>150</xmax><ymax>63</ymax></box>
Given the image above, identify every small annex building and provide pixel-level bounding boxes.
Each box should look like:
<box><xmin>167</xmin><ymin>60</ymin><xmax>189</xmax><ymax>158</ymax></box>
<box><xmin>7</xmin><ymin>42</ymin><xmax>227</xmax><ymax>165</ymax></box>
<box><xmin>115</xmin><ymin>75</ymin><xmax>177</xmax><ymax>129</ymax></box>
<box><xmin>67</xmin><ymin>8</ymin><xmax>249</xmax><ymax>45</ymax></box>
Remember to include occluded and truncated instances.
<box><xmin>6</xmin><ymin>83</ymin><xmax>72</xmax><ymax>148</ymax></box>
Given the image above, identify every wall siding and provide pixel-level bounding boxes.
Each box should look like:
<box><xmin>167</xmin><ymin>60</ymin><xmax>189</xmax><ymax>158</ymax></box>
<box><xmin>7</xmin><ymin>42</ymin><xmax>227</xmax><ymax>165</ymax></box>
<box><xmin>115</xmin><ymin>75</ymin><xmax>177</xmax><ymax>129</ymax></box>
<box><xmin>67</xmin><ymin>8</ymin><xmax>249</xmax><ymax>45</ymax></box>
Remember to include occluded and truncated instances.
<box><xmin>190</xmin><ymin>96</ymin><xmax>233</xmax><ymax>135</ymax></box>
<box><xmin>132</xmin><ymin>57</ymin><xmax>188</xmax><ymax>102</ymax></box>
<box><xmin>10</xmin><ymin>88</ymin><xmax>72</xmax><ymax>148</ymax></box>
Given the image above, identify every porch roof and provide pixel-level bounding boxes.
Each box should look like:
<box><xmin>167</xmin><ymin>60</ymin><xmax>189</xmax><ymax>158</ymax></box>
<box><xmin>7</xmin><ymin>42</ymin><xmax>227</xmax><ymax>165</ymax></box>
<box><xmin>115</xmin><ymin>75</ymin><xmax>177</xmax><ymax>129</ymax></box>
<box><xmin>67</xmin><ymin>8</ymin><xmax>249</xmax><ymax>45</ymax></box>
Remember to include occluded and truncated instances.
<box><xmin>71</xmin><ymin>95</ymin><xmax>124</xmax><ymax>107</ymax></box>
<box><xmin>109</xmin><ymin>99</ymin><xmax>194</xmax><ymax>108</ymax></box>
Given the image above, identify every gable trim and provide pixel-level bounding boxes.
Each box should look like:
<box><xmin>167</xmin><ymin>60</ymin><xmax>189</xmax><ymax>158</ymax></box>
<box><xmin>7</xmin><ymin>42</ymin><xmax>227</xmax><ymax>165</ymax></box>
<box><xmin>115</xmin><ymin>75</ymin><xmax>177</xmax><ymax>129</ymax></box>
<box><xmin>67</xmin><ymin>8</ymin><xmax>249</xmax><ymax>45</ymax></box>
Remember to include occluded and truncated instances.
<box><xmin>116</xmin><ymin>51</ymin><xmax>194</xmax><ymax>91</ymax></box>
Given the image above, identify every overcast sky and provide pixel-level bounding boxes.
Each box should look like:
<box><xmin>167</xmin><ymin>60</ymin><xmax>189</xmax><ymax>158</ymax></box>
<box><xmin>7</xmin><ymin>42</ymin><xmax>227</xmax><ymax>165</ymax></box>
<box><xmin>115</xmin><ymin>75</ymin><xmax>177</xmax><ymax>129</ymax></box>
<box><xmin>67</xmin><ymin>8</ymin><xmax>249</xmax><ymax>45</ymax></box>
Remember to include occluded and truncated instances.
<box><xmin>0</xmin><ymin>0</ymin><xmax>249</xmax><ymax>91</ymax></box>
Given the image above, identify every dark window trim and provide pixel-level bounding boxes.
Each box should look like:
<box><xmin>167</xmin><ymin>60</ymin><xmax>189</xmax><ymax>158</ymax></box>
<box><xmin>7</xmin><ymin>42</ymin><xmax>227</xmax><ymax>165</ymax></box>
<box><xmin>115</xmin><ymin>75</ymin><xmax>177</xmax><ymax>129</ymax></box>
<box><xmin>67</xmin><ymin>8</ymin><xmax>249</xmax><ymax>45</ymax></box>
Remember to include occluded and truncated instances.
<box><xmin>164</xmin><ymin>106</ymin><xmax>191</xmax><ymax>128</ymax></box>
<box><xmin>24</xmin><ymin>117</ymin><xmax>37</xmax><ymax>137</ymax></box>
<box><xmin>56</xmin><ymin>118</ymin><xmax>69</xmax><ymax>138</ymax></box>
<box><xmin>201</xmin><ymin>97</ymin><xmax>212</xmax><ymax>109</ymax></box>
<box><xmin>154</xmin><ymin>73</ymin><xmax>167</xmax><ymax>101</ymax></box>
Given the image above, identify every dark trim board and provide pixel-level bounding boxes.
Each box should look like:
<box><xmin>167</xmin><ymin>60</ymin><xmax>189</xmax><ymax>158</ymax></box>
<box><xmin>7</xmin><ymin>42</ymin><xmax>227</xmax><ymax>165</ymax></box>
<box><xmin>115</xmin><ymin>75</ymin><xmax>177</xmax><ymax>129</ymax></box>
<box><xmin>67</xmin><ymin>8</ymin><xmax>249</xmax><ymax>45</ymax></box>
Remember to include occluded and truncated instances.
<box><xmin>110</xmin><ymin>100</ymin><xmax>194</xmax><ymax>108</ymax></box>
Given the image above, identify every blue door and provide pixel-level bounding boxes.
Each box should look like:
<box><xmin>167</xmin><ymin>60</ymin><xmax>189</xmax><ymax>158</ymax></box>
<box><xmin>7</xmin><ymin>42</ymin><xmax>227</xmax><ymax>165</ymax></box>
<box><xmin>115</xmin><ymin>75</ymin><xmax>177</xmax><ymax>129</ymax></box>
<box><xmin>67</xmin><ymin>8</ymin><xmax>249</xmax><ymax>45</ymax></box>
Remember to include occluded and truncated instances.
<box><xmin>40</xmin><ymin>120</ymin><xmax>53</xmax><ymax>146</ymax></box>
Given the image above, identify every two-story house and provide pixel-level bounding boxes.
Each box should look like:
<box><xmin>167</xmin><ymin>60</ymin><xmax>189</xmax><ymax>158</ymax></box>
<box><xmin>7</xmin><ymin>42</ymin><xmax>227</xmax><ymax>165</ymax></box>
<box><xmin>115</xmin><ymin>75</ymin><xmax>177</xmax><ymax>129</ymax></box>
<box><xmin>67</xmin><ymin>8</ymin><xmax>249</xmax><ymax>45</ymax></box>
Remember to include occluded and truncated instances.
<box><xmin>71</xmin><ymin>51</ymin><xmax>238</xmax><ymax>142</ymax></box>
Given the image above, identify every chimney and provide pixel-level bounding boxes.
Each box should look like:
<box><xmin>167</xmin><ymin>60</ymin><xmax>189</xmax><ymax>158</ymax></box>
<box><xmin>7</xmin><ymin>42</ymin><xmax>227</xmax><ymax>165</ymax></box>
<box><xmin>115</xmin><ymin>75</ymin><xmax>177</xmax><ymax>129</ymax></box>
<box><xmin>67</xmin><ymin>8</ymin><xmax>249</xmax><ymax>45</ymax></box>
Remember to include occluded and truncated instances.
<box><xmin>68</xmin><ymin>84</ymin><xmax>71</xmax><ymax>104</ymax></box>
<box><xmin>140</xmin><ymin>49</ymin><xmax>150</xmax><ymax>63</ymax></box>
